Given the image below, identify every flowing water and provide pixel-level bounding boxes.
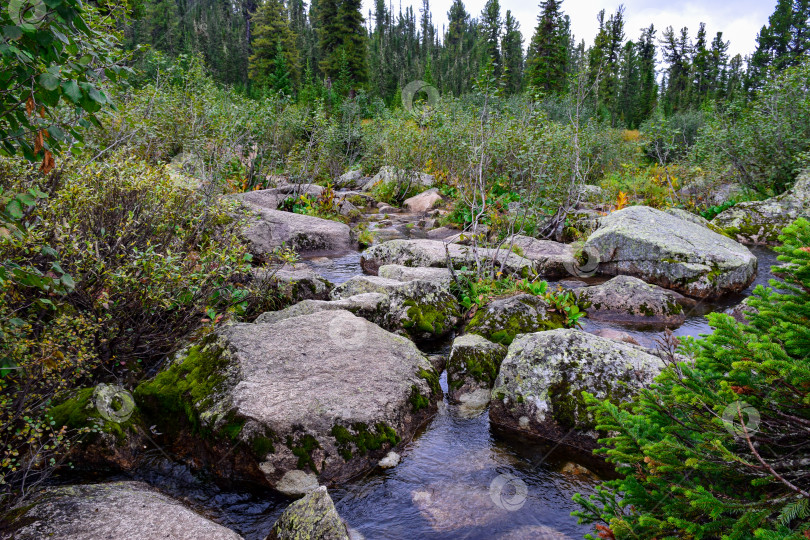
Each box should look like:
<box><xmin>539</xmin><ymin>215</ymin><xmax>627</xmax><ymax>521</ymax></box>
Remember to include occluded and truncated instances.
<box><xmin>58</xmin><ymin>240</ymin><xmax>780</xmax><ymax>539</ymax></box>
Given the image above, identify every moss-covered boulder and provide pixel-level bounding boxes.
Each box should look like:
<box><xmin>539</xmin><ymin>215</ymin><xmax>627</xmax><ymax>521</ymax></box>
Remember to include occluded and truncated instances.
<box><xmin>712</xmin><ymin>171</ymin><xmax>810</xmax><ymax>245</ymax></box>
<box><xmin>236</xmin><ymin>184</ymin><xmax>324</xmax><ymax>210</ymax></box>
<box><xmin>360</xmin><ymin>239</ymin><xmax>535</xmax><ymax>277</ymax></box>
<box><xmin>329</xmin><ymin>276</ymin><xmax>461</xmax><ymax>341</ymax></box>
<box><xmin>134</xmin><ymin>310</ymin><xmax>440</xmax><ymax>495</ymax></box>
<box><xmin>489</xmin><ymin>329</ymin><xmax>663</xmax><ymax>452</ymax></box>
<box><xmin>465</xmin><ymin>294</ymin><xmax>564</xmax><ymax>345</ymax></box>
<box><xmin>584</xmin><ymin>205</ymin><xmax>757</xmax><ymax>298</ymax></box>
<box><xmin>446</xmin><ymin>334</ymin><xmax>507</xmax><ymax>406</ymax></box>
<box><xmin>268</xmin><ymin>486</ymin><xmax>349</xmax><ymax>540</ymax></box>
<box><xmin>577</xmin><ymin>275</ymin><xmax>696</xmax><ymax>325</ymax></box>
<box><xmin>8</xmin><ymin>481</ymin><xmax>241</xmax><ymax>540</ymax></box>
<box><xmin>503</xmin><ymin>235</ymin><xmax>577</xmax><ymax>278</ymax></box>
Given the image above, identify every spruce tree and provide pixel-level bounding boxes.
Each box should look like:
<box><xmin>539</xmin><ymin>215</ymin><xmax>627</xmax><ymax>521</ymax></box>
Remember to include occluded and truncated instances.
<box><xmin>249</xmin><ymin>0</ymin><xmax>299</xmax><ymax>91</ymax></box>
<box><xmin>501</xmin><ymin>10</ymin><xmax>524</xmax><ymax>95</ymax></box>
<box><xmin>660</xmin><ymin>26</ymin><xmax>693</xmax><ymax>115</ymax></box>
<box><xmin>574</xmin><ymin>216</ymin><xmax>810</xmax><ymax>539</ymax></box>
<box><xmin>479</xmin><ymin>0</ymin><xmax>502</xmax><ymax>79</ymax></box>
<box><xmin>526</xmin><ymin>0</ymin><xmax>568</xmax><ymax>94</ymax></box>
<box><xmin>749</xmin><ymin>0</ymin><xmax>810</xmax><ymax>90</ymax></box>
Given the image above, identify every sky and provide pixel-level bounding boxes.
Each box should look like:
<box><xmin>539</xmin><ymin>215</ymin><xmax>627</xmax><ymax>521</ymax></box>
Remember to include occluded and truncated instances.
<box><xmin>361</xmin><ymin>0</ymin><xmax>777</xmax><ymax>59</ymax></box>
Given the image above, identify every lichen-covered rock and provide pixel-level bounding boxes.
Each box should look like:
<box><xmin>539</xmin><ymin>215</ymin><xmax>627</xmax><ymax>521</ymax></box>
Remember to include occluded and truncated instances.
<box><xmin>664</xmin><ymin>208</ymin><xmax>729</xmax><ymax>236</ymax></box>
<box><xmin>490</xmin><ymin>329</ymin><xmax>663</xmax><ymax>451</ymax></box>
<box><xmin>330</xmin><ymin>275</ymin><xmax>406</xmax><ymax>299</ymax></box>
<box><xmin>361</xmin><ymin>239</ymin><xmax>534</xmax><ymax>277</ymax></box>
<box><xmin>242</xmin><ymin>206</ymin><xmax>352</xmax><ymax>255</ymax></box>
<box><xmin>9</xmin><ymin>481</ymin><xmax>241</xmax><ymax>540</ymax></box>
<box><xmin>384</xmin><ymin>279</ymin><xmax>462</xmax><ymax>341</ymax></box>
<box><xmin>577</xmin><ymin>275</ymin><xmax>696</xmax><ymax>325</ymax></box>
<box><xmin>446</xmin><ymin>334</ymin><xmax>507</xmax><ymax>403</ymax></box>
<box><xmin>378</xmin><ymin>264</ymin><xmax>453</xmax><ymax>286</ymax></box>
<box><xmin>268</xmin><ymin>486</ymin><xmax>349</xmax><ymax>540</ymax></box>
<box><xmin>253</xmin><ymin>268</ymin><xmax>333</xmax><ymax>303</ymax></box>
<box><xmin>403</xmin><ymin>188</ymin><xmax>443</xmax><ymax>213</ymax></box>
<box><xmin>584</xmin><ymin>205</ymin><xmax>757</xmax><ymax>298</ymax></box>
<box><xmin>504</xmin><ymin>235</ymin><xmax>577</xmax><ymax>278</ymax></box>
<box><xmin>466</xmin><ymin>294</ymin><xmax>564</xmax><ymax>345</ymax></box>
<box><xmin>362</xmin><ymin>166</ymin><xmax>435</xmax><ymax>192</ymax></box>
<box><xmin>726</xmin><ymin>296</ymin><xmax>758</xmax><ymax>324</ymax></box>
<box><xmin>134</xmin><ymin>310</ymin><xmax>441</xmax><ymax>494</ymax></box>
<box><xmin>335</xmin><ymin>169</ymin><xmax>366</xmax><ymax>189</ymax></box>
<box><xmin>712</xmin><ymin>171</ymin><xmax>810</xmax><ymax>245</ymax></box>
<box><xmin>237</xmin><ymin>184</ymin><xmax>324</xmax><ymax>210</ymax></box>
<box><xmin>255</xmin><ymin>293</ymin><xmax>387</xmax><ymax>325</ymax></box>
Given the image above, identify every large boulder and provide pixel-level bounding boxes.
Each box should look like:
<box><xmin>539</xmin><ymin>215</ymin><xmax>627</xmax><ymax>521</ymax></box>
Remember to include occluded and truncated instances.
<box><xmin>466</xmin><ymin>294</ymin><xmax>564</xmax><ymax>345</ymax></box>
<box><xmin>243</xmin><ymin>206</ymin><xmax>352</xmax><ymax>256</ymax></box>
<box><xmin>383</xmin><ymin>279</ymin><xmax>461</xmax><ymax>341</ymax></box>
<box><xmin>335</xmin><ymin>169</ymin><xmax>366</xmax><ymax>190</ymax></box>
<box><xmin>447</xmin><ymin>334</ymin><xmax>507</xmax><ymax>405</ymax></box>
<box><xmin>255</xmin><ymin>293</ymin><xmax>387</xmax><ymax>325</ymax></box>
<box><xmin>362</xmin><ymin>166</ymin><xmax>435</xmax><ymax>192</ymax></box>
<box><xmin>712</xmin><ymin>171</ymin><xmax>810</xmax><ymax>245</ymax></box>
<box><xmin>330</xmin><ymin>275</ymin><xmax>406</xmax><ymax>299</ymax></box>
<box><xmin>361</xmin><ymin>239</ymin><xmax>535</xmax><ymax>277</ymax></box>
<box><xmin>9</xmin><ymin>481</ymin><xmax>241</xmax><ymax>540</ymax></box>
<box><xmin>577</xmin><ymin>275</ymin><xmax>696</xmax><ymax>325</ymax></box>
<box><xmin>268</xmin><ymin>486</ymin><xmax>349</xmax><ymax>540</ymax></box>
<box><xmin>584</xmin><ymin>205</ymin><xmax>757</xmax><ymax>298</ymax></box>
<box><xmin>238</xmin><ymin>184</ymin><xmax>324</xmax><ymax>210</ymax></box>
<box><xmin>490</xmin><ymin>329</ymin><xmax>663</xmax><ymax>451</ymax></box>
<box><xmin>403</xmin><ymin>188</ymin><xmax>443</xmax><ymax>213</ymax></box>
<box><xmin>253</xmin><ymin>267</ymin><xmax>333</xmax><ymax>303</ymax></box>
<box><xmin>504</xmin><ymin>235</ymin><xmax>577</xmax><ymax>278</ymax></box>
<box><xmin>135</xmin><ymin>310</ymin><xmax>441</xmax><ymax>495</ymax></box>
<box><xmin>378</xmin><ymin>264</ymin><xmax>453</xmax><ymax>286</ymax></box>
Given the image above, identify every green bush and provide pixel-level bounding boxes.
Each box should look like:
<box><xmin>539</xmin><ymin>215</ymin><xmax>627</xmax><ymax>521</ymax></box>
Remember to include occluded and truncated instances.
<box><xmin>574</xmin><ymin>218</ymin><xmax>810</xmax><ymax>539</ymax></box>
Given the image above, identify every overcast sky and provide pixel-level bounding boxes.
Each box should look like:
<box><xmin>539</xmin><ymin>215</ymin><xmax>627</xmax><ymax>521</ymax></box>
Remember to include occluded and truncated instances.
<box><xmin>362</xmin><ymin>0</ymin><xmax>776</xmax><ymax>59</ymax></box>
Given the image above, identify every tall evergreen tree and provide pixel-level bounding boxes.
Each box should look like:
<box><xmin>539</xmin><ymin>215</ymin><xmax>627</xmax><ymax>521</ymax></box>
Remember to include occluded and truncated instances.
<box><xmin>501</xmin><ymin>10</ymin><xmax>524</xmax><ymax>95</ymax></box>
<box><xmin>526</xmin><ymin>0</ymin><xmax>568</xmax><ymax>94</ymax></box>
<box><xmin>660</xmin><ymin>26</ymin><xmax>693</xmax><ymax>115</ymax></box>
<box><xmin>479</xmin><ymin>0</ymin><xmax>502</xmax><ymax>78</ymax></box>
<box><xmin>588</xmin><ymin>6</ymin><xmax>626</xmax><ymax>124</ymax></box>
<box><xmin>318</xmin><ymin>0</ymin><xmax>368</xmax><ymax>86</ymax></box>
<box><xmin>249</xmin><ymin>0</ymin><xmax>299</xmax><ymax>91</ymax></box>
<box><xmin>749</xmin><ymin>0</ymin><xmax>810</xmax><ymax>90</ymax></box>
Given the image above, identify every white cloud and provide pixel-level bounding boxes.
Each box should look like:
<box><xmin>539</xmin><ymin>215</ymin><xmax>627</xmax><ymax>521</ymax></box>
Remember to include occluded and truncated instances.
<box><xmin>362</xmin><ymin>0</ymin><xmax>775</xmax><ymax>58</ymax></box>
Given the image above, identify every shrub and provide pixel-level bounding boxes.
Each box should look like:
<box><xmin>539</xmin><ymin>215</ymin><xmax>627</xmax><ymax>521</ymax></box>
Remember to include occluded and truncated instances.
<box><xmin>0</xmin><ymin>154</ymin><xmax>286</xmax><ymax>512</ymax></box>
<box><xmin>574</xmin><ymin>218</ymin><xmax>810</xmax><ymax>539</ymax></box>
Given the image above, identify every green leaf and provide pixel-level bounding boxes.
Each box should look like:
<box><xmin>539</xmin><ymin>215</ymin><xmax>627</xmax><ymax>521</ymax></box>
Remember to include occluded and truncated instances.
<box><xmin>5</xmin><ymin>199</ymin><xmax>23</xmax><ymax>219</ymax></box>
<box><xmin>60</xmin><ymin>273</ymin><xmax>75</xmax><ymax>290</ymax></box>
<box><xmin>38</xmin><ymin>72</ymin><xmax>60</xmax><ymax>91</ymax></box>
<box><xmin>61</xmin><ymin>80</ymin><xmax>81</xmax><ymax>103</ymax></box>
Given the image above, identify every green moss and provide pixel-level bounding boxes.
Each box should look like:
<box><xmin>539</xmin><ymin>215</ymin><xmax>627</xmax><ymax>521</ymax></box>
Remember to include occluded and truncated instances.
<box><xmin>48</xmin><ymin>387</ymin><xmax>142</xmax><ymax>443</ymax></box>
<box><xmin>402</xmin><ymin>299</ymin><xmax>458</xmax><ymax>336</ymax></box>
<box><xmin>409</xmin><ymin>385</ymin><xmax>430</xmax><ymax>411</ymax></box>
<box><xmin>133</xmin><ymin>339</ymin><xmax>230</xmax><ymax>436</ymax></box>
<box><xmin>467</xmin><ymin>300</ymin><xmax>563</xmax><ymax>345</ymax></box>
<box><xmin>330</xmin><ymin>422</ymin><xmax>400</xmax><ymax>460</ymax></box>
<box><xmin>287</xmin><ymin>434</ymin><xmax>321</xmax><ymax>472</ymax></box>
<box><xmin>251</xmin><ymin>435</ymin><xmax>276</xmax><ymax>457</ymax></box>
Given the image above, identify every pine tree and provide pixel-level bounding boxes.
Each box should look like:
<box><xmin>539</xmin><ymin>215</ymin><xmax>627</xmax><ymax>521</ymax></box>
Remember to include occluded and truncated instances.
<box><xmin>442</xmin><ymin>0</ymin><xmax>478</xmax><ymax>96</ymax></box>
<box><xmin>636</xmin><ymin>25</ymin><xmax>658</xmax><ymax>123</ymax></box>
<box><xmin>574</xmin><ymin>216</ymin><xmax>810</xmax><ymax>539</ymax></box>
<box><xmin>749</xmin><ymin>0</ymin><xmax>810</xmax><ymax>90</ymax></box>
<box><xmin>249</xmin><ymin>0</ymin><xmax>299</xmax><ymax>91</ymax></box>
<box><xmin>660</xmin><ymin>26</ymin><xmax>693</xmax><ymax>115</ymax></box>
<box><xmin>501</xmin><ymin>10</ymin><xmax>524</xmax><ymax>95</ymax></box>
<box><xmin>588</xmin><ymin>7</ymin><xmax>626</xmax><ymax>124</ymax></box>
<box><xmin>479</xmin><ymin>0</ymin><xmax>502</xmax><ymax>79</ymax></box>
<box><xmin>526</xmin><ymin>0</ymin><xmax>568</xmax><ymax>94</ymax></box>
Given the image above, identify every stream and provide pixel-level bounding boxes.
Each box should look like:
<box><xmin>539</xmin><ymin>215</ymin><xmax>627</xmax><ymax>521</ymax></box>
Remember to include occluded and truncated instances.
<box><xmin>57</xmin><ymin>219</ymin><xmax>779</xmax><ymax>538</ymax></box>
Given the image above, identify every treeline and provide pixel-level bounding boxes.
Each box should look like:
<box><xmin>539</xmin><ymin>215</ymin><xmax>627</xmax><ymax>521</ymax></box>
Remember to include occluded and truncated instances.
<box><xmin>126</xmin><ymin>0</ymin><xmax>809</xmax><ymax>127</ymax></box>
